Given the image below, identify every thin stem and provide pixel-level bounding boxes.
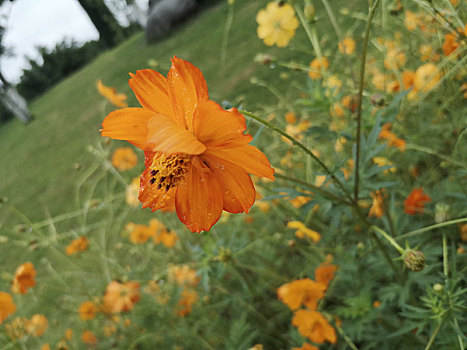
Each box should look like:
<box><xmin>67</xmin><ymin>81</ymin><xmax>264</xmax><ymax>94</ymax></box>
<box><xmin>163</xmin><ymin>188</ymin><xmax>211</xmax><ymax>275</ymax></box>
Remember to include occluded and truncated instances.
<box><xmin>321</xmin><ymin>0</ymin><xmax>342</xmax><ymax>39</ymax></box>
<box><xmin>442</xmin><ymin>232</ymin><xmax>448</xmax><ymax>281</ymax></box>
<box><xmin>294</xmin><ymin>4</ymin><xmax>323</xmax><ymax>59</ymax></box>
<box><xmin>239</xmin><ymin>109</ymin><xmax>353</xmax><ymax>201</ymax></box>
<box><xmin>221</xmin><ymin>1</ymin><xmax>235</xmax><ymax>76</ymax></box>
<box><xmin>396</xmin><ymin>217</ymin><xmax>467</xmax><ymax>241</ymax></box>
<box><xmin>405</xmin><ymin>143</ymin><xmax>466</xmax><ymax>169</ymax></box>
<box><xmin>274</xmin><ymin>173</ymin><xmax>352</xmax><ymax>206</ymax></box>
<box><xmin>354</xmin><ymin>0</ymin><xmax>380</xmax><ymax>202</ymax></box>
<box><xmin>372</xmin><ymin>226</ymin><xmax>404</xmax><ymax>254</ymax></box>
<box><xmin>424</xmin><ymin>318</ymin><xmax>445</xmax><ymax>350</ymax></box>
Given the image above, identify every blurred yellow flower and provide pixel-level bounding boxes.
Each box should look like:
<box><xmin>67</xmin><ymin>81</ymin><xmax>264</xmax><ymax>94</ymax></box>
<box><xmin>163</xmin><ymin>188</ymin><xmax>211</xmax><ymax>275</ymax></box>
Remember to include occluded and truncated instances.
<box><xmin>127</xmin><ymin>223</ymin><xmax>153</xmax><ymax>244</ymax></box>
<box><xmin>369</xmin><ymin>190</ymin><xmax>385</xmax><ymax>218</ymax></box>
<box><xmin>292</xmin><ymin>343</ymin><xmax>319</xmax><ymax>350</ymax></box>
<box><xmin>0</xmin><ymin>292</ymin><xmax>16</xmax><ymax>324</ymax></box>
<box><xmin>26</xmin><ymin>314</ymin><xmax>48</xmax><ymax>337</ymax></box>
<box><xmin>79</xmin><ymin>301</ymin><xmax>98</xmax><ymax>320</ymax></box>
<box><xmin>373</xmin><ymin>157</ymin><xmax>396</xmax><ymax>174</ymax></box>
<box><xmin>308</xmin><ymin>57</ymin><xmax>329</xmax><ymax>79</ymax></box>
<box><xmin>384</xmin><ymin>49</ymin><xmax>406</xmax><ymax>70</ymax></box>
<box><xmin>404</xmin><ymin>11</ymin><xmax>418</xmax><ymax>31</ymax></box>
<box><xmin>287</xmin><ymin>221</ymin><xmax>321</xmax><ymax>242</ymax></box>
<box><xmin>285</xmin><ymin>111</ymin><xmax>297</xmax><ymax>124</ymax></box>
<box><xmin>126</xmin><ymin>177</ymin><xmax>140</xmax><ymax>207</ymax></box>
<box><xmin>111</xmin><ymin>147</ymin><xmax>138</xmax><ymax>171</ymax></box>
<box><xmin>66</xmin><ymin>236</ymin><xmax>89</xmax><ymax>255</ymax></box>
<box><xmin>168</xmin><ymin>264</ymin><xmax>200</xmax><ymax>287</ymax></box>
<box><xmin>154</xmin><ymin>228</ymin><xmax>178</xmax><ymax>248</ymax></box>
<box><xmin>256</xmin><ymin>2</ymin><xmax>299</xmax><ymax>47</ymax></box>
<box><xmin>414</xmin><ymin>63</ymin><xmax>440</xmax><ymax>92</ymax></box>
<box><xmin>96</xmin><ymin>79</ymin><xmax>128</xmax><ymax>108</ymax></box>
<box><xmin>176</xmin><ymin>288</ymin><xmax>198</xmax><ymax>317</ymax></box>
<box><xmin>338</xmin><ymin>37</ymin><xmax>355</xmax><ymax>55</ymax></box>
<box><xmin>12</xmin><ymin>262</ymin><xmax>36</xmax><ymax>294</ymax></box>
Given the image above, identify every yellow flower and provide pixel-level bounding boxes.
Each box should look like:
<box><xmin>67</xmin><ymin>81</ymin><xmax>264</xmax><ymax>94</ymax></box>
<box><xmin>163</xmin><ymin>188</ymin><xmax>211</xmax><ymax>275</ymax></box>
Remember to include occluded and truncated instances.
<box><xmin>285</xmin><ymin>111</ymin><xmax>297</xmax><ymax>124</ymax></box>
<box><xmin>176</xmin><ymin>288</ymin><xmax>198</xmax><ymax>317</ymax></box>
<box><xmin>414</xmin><ymin>63</ymin><xmax>440</xmax><ymax>92</ymax></box>
<box><xmin>154</xmin><ymin>228</ymin><xmax>178</xmax><ymax>248</ymax></box>
<box><xmin>111</xmin><ymin>147</ymin><xmax>138</xmax><ymax>171</ymax></box>
<box><xmin>96</xmin><ymin>80</ymin><xmax>128</xmax><ymax>108</ymax></box>
<box><xmin>384</xmin><ymin>49</ymin><xmax>406</xmax><ymax>70</ymax></box>
<box><xmin>338</xmin><ymin>37</ymin><xmax>355</xmax><ymax>55</ymax></box>
<box><xmin>168</xmin><ymin>264</ymin><xmax>200</xmax><ymax>287</ymax></box>
<box><xmin>405</xmin><ymin>11</ymin><xmax>419</xmax><ymax>31</ymax></box>
<box><xmin>324</xmin><ymin>75</ymin><xmax>342</xmax><ymax>97</ymax></box>
<box><xmin>126</xmin><ymin>177</ymin><xmax>140</xmax><ymax>207</ymax></box>
<box><xmin>373</xmin><ymin>157</ymin><xmax>396</xmax><ymax>174</ymax></box>
<box><xmin>287</xmin><ymin>221</ymin><xmax>321</xmax><ymax>242</ymax></box>
<box><xmin>369</xmin><ymin>190</ymin><xmax>385</xmax><ymax>218</ymax></box>
<box><xmin>308</xmin><ymin>57</ymin><xmax>329</xmax><ymax>79</ymax></box>
<box><xmin>26</xmin><ymin>314</ymin><xmax>48</xmax><ymax>337</ymax></box>
<box><xmin>256</xmin><ymin>2</ymin><xmax>299</xmax><ymax>47</ymax></box>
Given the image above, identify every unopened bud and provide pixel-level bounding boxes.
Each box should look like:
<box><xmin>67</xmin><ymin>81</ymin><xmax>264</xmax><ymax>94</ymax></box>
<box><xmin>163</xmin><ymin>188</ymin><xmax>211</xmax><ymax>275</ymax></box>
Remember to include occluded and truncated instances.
<box><xmin>304</xmin><ymin>3</ymin><xmax>315</xmax><ymax>21</ymax></box>
<box><xmin>254</xmin><ymin>53</ymin><xmax>274</xmax><ymax>66</ymax></box>
<box><xmin>370</xmin><ymin>93</ymin><xmax>385</xmax><ymax>106</ymax></box>
<box><xmin>404</xmin><ymin>250</ymin><xmax>426</xmax><ymax>272</ymax></box>
<box><xmin>433</xmin><ymin>283</ymin><xmax>443</xmax><ymax>292</ymax></box>
<box><xmin>434</xmin><ymin>203</ymin><xmax>450</xmax><ymax>223</ymax></box>
<box><xmin>227</xmin><ymin>0</ymin><xmax>235</xmax><ymax>5</ymax></box>
<box><xmin>217</xmin><ymin>247</ymin><xmax>233</xmax><ymax>263</ymax></box>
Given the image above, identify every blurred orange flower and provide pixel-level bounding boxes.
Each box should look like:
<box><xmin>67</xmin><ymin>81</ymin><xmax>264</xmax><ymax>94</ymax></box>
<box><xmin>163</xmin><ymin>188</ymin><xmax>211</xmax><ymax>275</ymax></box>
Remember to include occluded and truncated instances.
<box><xmin>315</xmin><ymin>264</ymin><xmax>338</xmax><ymax>288</ymax></box>
<box><xmin>82</xmin><ymin>330</ymin><xmax>98</xmax><ymax>346</ymax></box>
<box><xmin>404</xmin><ymin>188</ymin><xmax>431</xmax><ymax>215</ymax></box>
<box><xmin>292</xmin><ymin>309</ymin><xmax>337</xmax><ymax>344</ymax></box>
<box><xmin>168</xmin><ymin>265</ymin><xmax>200</xmax><ymax>287</ymax></box>
<box><xmin>277</xmin><ymin>278</ymin><xmax>326</xmax><ymax>311</ymax></box>
<box><xmin>101</xmin><ymin>57</ymin><xmax>274</xmax><ymax>233</ymax></box>
<box><xmin>66</xmin><ymin>236</ymin><xmax>89</xmax><ymax>255</ymax></box>
<box><xmin>11</xmin><ymin>262</ymin><xmax>36</xmax><ymax>294</ymax></box>
<box><xmin>126</xmin><ymin>177</ymin><xmax>140</xmax><ymax>207</ymax></box>
<box><xmin>442</xmin><ymin>33</ymin><xmax>460</xmax><ymax>56</ymax></box>
<box><xmin>256</xmin><ymin>2</ymin><xmax>299</xmax><ymax>47</ymax></box>
<box><xmin>0</xmin><ymin>292</ymin><xmax>16</xmax><ymax>324</ymax></box>
<box><xmin>369</xmin><ymin>190</ymin><xmax>385</xmax><ymax>218</ymax></box>
<box><xmin>111</xmin><ymin>147</ymin><xmax>138</xmax><ymax>171</ymax></box>
<box><xmin>154</xmin><ymin>228</ymin><xmax>178</xmax><ymax>248</ymax></box>
<box><xmin>176</xmin><ymin>288</ymin><xmax>198</xmax><ymax>317</ymax></box>
<box><xmin>79</xmin><ymin>301</ymin><xmax>98</xmax><ymax>320</ymax></box>
<box><xmin>103</xmin><ymin>281</ymin><xmax>140</xmax><ymax>313</ymax></box>
<box><xmin>308</xmin><ymin>57</ymin><xmax>329</xmax><ymax>79</ymax></box>
<box><xmin>414</xmin><ymin>63</ymin><xmax>440</xmax><ymax>92</ymax></box>
<box><xmin>96</xmin><ymin>79</ymin><xmax>128</xmax><ymax>108</ymax></box>
<box><xmin>127</xmin><ymin>223</ymin><xmax>153</xmax><ymax>244</ymax></box>
<box><xmin>379</xmin><ymin>123</ymin><xmax>405</xmax><ymax>151</ymax></box>
<box><xmin>26</xmin><ymin>314</ymin><xmax>48</xmax><ymax>337</ymax></box>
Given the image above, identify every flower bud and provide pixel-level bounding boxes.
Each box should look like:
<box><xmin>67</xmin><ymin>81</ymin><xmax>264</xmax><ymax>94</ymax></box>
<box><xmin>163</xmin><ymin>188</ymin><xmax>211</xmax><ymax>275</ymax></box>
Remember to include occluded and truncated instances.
<box><xmin>404</xmin><ymin>250</ymin><xmax>426</xmax><ymax>271</ymax></box>
<box><xmin>434</xmin><ymin>203</ymin><xmax>450</xmax><ymax>223</ymax></box>
<box><xmin>433</xmin><ymin>283</ymin><xmax>443</xmax><ymax>292</ymax></box>
<box><xmin>304</xmin><ymin>3</ymin><xmax>315</xmax><ymax>21</ymax></box>
<box><xmin>370</xmin><ymin>93</ymin><xmax>385</xmax><ymax>106</ymax></box>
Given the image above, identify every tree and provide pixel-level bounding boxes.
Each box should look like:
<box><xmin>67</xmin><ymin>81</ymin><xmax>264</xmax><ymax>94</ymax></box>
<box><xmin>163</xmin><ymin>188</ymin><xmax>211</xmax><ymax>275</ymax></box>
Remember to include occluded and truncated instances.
<box><xmin>76</xmin><ymin>0</ymin><xmax>126</xmax><ymax>48</ymax></box>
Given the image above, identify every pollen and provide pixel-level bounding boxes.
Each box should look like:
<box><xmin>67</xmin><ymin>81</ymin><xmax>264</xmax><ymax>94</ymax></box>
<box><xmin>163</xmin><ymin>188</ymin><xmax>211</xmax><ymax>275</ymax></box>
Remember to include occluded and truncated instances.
<box><xmin>149</xmin><ymin>154</ymin><xmax>191</xmax><ymax>191</ymax></box>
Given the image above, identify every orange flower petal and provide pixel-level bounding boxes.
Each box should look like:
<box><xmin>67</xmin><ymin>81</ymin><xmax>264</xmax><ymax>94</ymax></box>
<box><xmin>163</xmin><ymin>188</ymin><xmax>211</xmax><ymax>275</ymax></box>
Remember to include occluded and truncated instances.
<box><xmin>101</xmin><ymin>108</ymin><xmax>154</xmax><ymax>149</ymax></box>
<box><xmin>175</xmin><ymin>162</ymin><xmax>223</xmax><ymax>232</ymax></box>
<box><xmin>193</xmin><ymin>101</ymin><xmax>252</xmax><ymax>148</ymax></box>
<box><xmin>139</xmin><ymin>163</ymin><xmax>176</xmax><ymax>211</ymax></box>
<box><xmin>128</xmin><ymin>69</ymin><xmax>174</xmax><ymax>118</ymax></box>
<box><xmin>203</xmin><ymin>154</ymin><xmax>255</xmax><ymax>213</ymax></box>
<box><xmin>167</xmin><ymin>56</ymin><xmax>209</xmax><ymax>130</ymax></box>
<box><xmin>205</xmin><ymin>145</ymin><xmax>275</xmax><ymax>180</ymax></box>
<box><xmin>146</xmin><ymin>114</ymin><xmax>206</xmax><ymax>155</ymax></box>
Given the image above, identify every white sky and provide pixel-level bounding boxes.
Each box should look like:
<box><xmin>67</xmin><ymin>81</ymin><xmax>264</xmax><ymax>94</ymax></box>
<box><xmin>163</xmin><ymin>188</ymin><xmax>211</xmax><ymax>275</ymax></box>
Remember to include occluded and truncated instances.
<box><xmin>1</xmin><ymin>0</ymin><xmax>147</xmax><ymax>84</ymax></box>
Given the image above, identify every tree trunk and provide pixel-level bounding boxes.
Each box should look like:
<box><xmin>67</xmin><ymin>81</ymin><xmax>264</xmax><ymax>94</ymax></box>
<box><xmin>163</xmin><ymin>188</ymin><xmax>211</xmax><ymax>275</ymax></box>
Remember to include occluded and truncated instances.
<box><xmin>76</xmin><ymin>0</ymin><xmax>126</xmax><ymax>47</ymax></box>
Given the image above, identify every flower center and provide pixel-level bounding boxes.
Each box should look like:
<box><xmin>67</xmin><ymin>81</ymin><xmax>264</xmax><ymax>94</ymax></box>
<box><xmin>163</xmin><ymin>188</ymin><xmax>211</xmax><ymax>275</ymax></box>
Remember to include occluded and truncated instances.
<box><xmin>149</xmin><ymin>154</ymin><xmax>191</xmax><ymax>192</ymax></box>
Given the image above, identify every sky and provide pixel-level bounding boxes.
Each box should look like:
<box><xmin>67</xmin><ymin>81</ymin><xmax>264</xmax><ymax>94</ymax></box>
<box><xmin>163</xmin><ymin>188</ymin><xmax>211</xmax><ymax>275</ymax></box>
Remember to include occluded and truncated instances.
<box><xmin>1</xmin><ymin>0</ymin><xmax>147</xmax><ymax>83</ymax></box>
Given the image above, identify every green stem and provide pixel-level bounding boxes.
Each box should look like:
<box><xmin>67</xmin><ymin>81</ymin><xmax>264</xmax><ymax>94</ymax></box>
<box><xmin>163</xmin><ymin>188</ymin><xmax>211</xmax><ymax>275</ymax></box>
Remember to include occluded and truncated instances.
<box><xmin>221</xmin><ymin>1</ymin><xmax>234</xmax><ymax>76</ymax></box>
<box><xmin>372</xmin><ymin>226</ymin><xmax>404</xmax><ymax>254</ymax></box>
<box><xmin>442</xmin><ymin>233</ymin><xmax>448</xmax><ymax>281</ymax></box>
<box><xmin>294</xmin><ymin>4</ymin><xmax>323</xmax><ymax>59</ymax></box>
<box><xmin>354</xmin><ymin>0</ymin><xmax>380</xmax><ymax>202</ymax></box>
<box><xmin>321</xmin><ymin>0</ymin><xmax>342</xmax><ymax>39</ymax></box>
<box><xmin>239</xmin><ymin>109</ymin><xmax>353</xmax><ymax>201</ymax></box>
<box><xmin>396</xmin><ymin>217</ymin><xmax>467</xmax><ymax>241</ymax></box>
<box><xmin>424</xmin><ymin>318</ymin><xmax>445</xmax><ymax>350</ymax></box>
<box><xmin>405</xmin><ymin>143</ymin><xmax>466</xmax><ymax>169</ymax></box>
<box><xmin>274</xmin><ymin>173</ymin><xmax>352</xmax><ymax>206</ymax></box>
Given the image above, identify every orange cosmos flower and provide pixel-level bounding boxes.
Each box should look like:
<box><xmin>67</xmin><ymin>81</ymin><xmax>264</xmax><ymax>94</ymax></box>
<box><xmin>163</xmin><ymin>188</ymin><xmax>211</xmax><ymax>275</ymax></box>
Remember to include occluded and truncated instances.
<box><xmin>176</xmin><ymin>288</ymin><xmax>198</xmax><ymax>317</ymax></box>
<box><xmin>0</xmin><ymin>292</ymin><xmax>16</xmax><ymax>324</ymax></box>
<box><xmin>287</xmin><ymin>221</ymin><xmax>321</xmax><ymax>242</ymax></box>
<box><xmin>111</xmin><ymin>147</ymin><xmax>138</xmax><ymax>171</ymax></box>
<box><xmin>96</xmin><ymin>79</ymin><xmax>128</xmax><ymax>108</ymax></box>
<box><xmin>442</xmin><ymin>33</ymin><xmax>460</xmax><ymax>56</ymax></box>
<box><xmin>338</xmin><ymin>37</ymin><xmax>356</xmax><ymax>55</ymax></box>
<box><xmin>369</xmin><ymin>189</ymin><xmax>385</xmax><ymax>218</ymax></box>
<box><xmin>101</xmin><ymin>57</ymin><xmax>274</xmax><ymax>233</ymax></box>
<box><xmin>11</xmin><ymin>262</ymin><xmax>36</xmax><ymax>294</ymax></box>
<box><xmin>79</xmin><ymin>301</ymin><xmax>98</xmax><ymax>320</ymax></box>
<box><xmin>292</xmin><ymin>309</ymin><xmax>337</xmax><ymax>344</ymax></box>
<box><xmin>404</xmin><ymin>188</ymin><xmax>431</xmax><ymax>215</ymax></box>
<box><xmin>308</xmin><ymin>57</ymin><xmax>329</xmax><ymax>79</ymax></box>
<box><xmin>66</xmin><ymin>236</ymin><xmax>89</xmax><ymax>255</ymax></box>
<box><xmin>314</xmin><ymin>263</ymin><xmax>338</xmax><ymax>288</ymax></box>
<box><xmin>292</xmin><ymin>343</ymin><xmax>319</xmax><ymax>350</ymax></box>
<box><xmin>277</xmin><ymin>278</ymin><xmax>326</xmax><ymax>311</ymax></box>
<box><xmin>103</xmin><ymin>281</ymin><xmax>140</xmax><ymax>313</ymax></box>
<box><xmin>168</xmin><ymin>264</ymin><xmax>200</xmax><ymax>287</ymax></box>
<box><xmin>82</xmin><ymin>330</ymin><xmax>98</xmax><ymax>346</ymax></box>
